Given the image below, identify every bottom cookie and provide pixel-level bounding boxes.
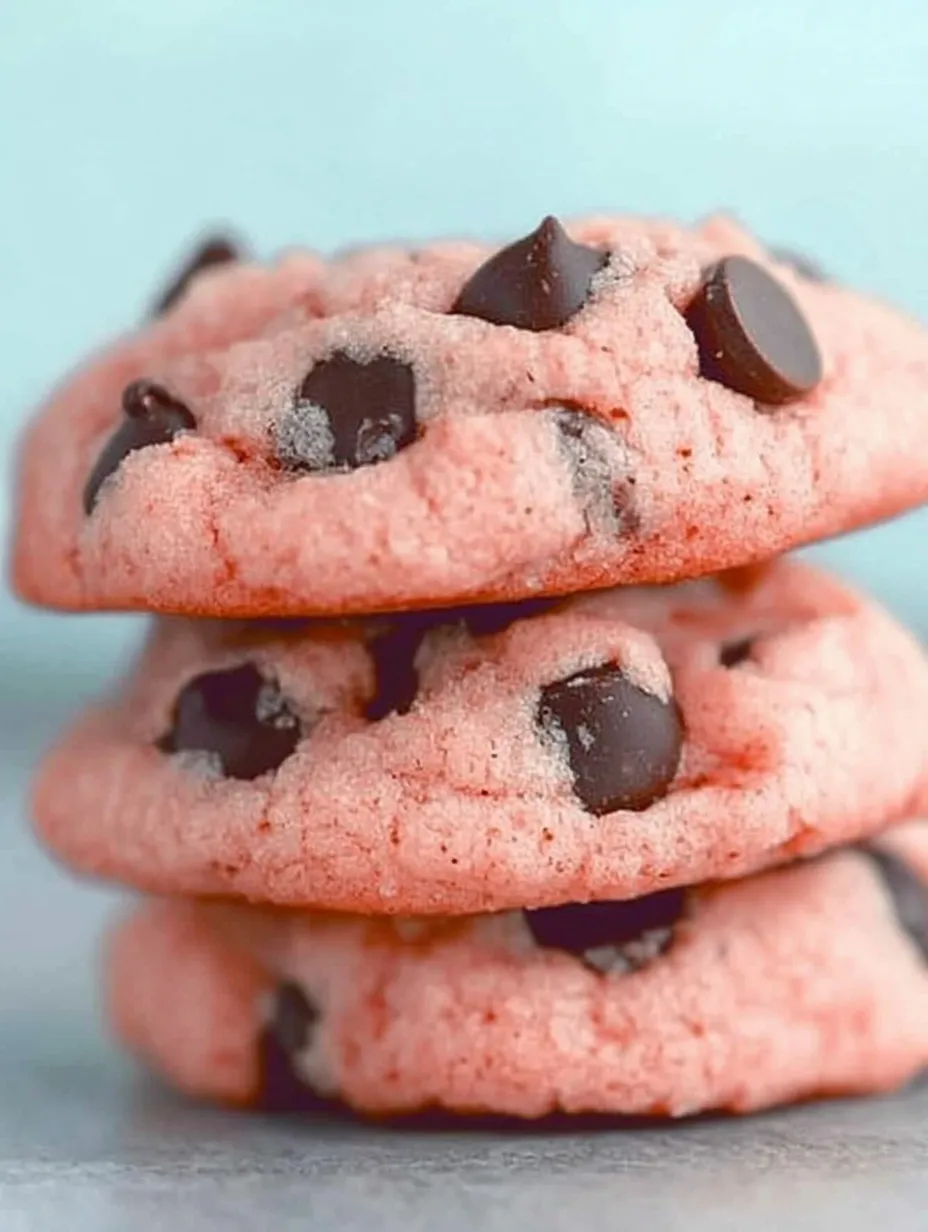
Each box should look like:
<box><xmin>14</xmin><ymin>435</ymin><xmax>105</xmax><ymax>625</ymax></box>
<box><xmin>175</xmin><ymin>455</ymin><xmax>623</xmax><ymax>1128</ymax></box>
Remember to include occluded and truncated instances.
<box><xmin>107</xmin><ymin>822</ymin><xmax>928</xmax><ymax>1120</ymax></box>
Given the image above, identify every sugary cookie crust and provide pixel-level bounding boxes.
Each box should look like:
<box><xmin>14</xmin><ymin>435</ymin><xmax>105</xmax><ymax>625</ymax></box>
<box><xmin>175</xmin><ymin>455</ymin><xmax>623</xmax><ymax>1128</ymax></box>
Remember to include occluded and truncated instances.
<box><xmin>107</xmin><ymin>822</ymin><xmax>928</xmax><ymax>1118</ymax></box>
<box><xmin>14</xmin><ymin>215</ymin><xmax>928</xmax><ymax>616</ymax></box>
<box><xmin>34</xmin><ymin>560</ymin><xmax>928</xmax><ymax>914</ymax></box>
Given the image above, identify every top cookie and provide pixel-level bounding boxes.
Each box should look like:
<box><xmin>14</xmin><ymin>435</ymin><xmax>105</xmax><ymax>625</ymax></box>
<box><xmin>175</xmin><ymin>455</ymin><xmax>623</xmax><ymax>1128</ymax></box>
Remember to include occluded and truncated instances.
<box><xmin>13</xmin><ymin>215</ymin><xmax>928</xmax><ymax>616</ymax></box>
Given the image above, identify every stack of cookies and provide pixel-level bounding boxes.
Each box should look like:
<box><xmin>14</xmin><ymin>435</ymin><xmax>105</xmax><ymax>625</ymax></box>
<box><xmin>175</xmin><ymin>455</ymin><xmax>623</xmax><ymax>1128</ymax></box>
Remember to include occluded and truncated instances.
<box><xmin>15</xmin><ymin>214</ymin><xmax>928</xmax><ymax>1121</ymax></box>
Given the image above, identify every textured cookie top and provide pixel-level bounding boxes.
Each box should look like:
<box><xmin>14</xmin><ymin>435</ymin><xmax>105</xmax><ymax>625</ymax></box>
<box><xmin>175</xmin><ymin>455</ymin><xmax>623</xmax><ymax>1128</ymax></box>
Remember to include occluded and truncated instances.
<box><xmin>108</xmin><ymin>822</ymin><xmax>928</xmax><ymax>1118</ymax></box>
<box><xmin>13</xmin><ymin>214</ymin><xmax>928</xmax><ymax>615</ymax></box>
<box><xmin>34</xmin><ymin>561</ymin><xmax>928</xmax><ymax>913</ymax></box>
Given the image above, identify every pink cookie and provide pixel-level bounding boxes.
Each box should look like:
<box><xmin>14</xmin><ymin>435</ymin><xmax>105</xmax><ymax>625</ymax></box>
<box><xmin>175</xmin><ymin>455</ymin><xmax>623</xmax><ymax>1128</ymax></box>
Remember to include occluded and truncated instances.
<box><xmin>34</xmin><ymin>560</ymin><xmax>928</xmax><ymax>914</ymax></box>
<box><xmin>13</xmin><ymin>215</ymin><xmax>928</xmax><ymax>617</ymax></box>
<box><xmin>107</xmin><ymin>823</ymin><xmax>928</xmax><ymax>1118</ymax></box>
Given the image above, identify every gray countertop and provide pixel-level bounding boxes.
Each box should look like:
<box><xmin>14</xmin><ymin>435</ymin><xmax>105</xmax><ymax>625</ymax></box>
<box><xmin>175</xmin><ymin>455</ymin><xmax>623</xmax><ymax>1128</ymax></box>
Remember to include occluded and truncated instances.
<box><xmin>2</xmin><ymin>604</ymin><xmax>928</xmax><ymax>1230</ymax></box>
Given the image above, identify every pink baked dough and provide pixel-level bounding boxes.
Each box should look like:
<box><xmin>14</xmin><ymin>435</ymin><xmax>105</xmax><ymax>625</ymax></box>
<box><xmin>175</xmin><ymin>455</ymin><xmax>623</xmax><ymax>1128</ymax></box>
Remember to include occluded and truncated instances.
<box><xmin>14</xmin><ymin>215</ymin><xmax>928</xmax><ymax>617</ymax></box>
<box><xmin>34</xmin><ymin>560</ymin><xmax>928</xmax><ymax>914</ymax></box>
<box><xmin>107</xmin><ymin>821</ymin><xmax>928</xmax><ymax>1118</ymax></box>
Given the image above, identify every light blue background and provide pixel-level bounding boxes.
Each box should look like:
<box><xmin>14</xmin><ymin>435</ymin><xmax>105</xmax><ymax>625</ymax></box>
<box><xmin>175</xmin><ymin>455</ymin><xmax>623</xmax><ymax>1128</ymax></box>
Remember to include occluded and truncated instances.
<box><xmin>0</xmin><ymin>1</ymin><xmax>926</xmax><ymax>940</ymax></box>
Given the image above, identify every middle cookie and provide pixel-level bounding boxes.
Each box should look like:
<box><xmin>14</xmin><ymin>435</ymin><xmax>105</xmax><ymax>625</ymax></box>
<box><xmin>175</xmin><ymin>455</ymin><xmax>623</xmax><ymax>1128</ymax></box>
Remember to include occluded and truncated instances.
<box><xmin>33</xmin><ymin>559</ymin><xmax>928</xmax><ymax>915</ymax></box>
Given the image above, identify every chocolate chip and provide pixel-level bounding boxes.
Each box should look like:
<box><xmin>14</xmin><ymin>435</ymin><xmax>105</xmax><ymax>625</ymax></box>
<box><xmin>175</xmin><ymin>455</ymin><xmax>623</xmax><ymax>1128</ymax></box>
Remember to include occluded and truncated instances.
<box><xmin>451</xmin><ymin>216</ymin><xmax>606</xmax><ymax>331</ymax></box>
<box><xmin>365</xmin><ymin>623</ymin><xmax>427</xmax><ymax>720</ymax></box>
<box><xmin>770</xmin><ymin>246</ymin><xmax>827</xmax><ymax>284</ymax></box>
<box><xmin>257</xmin><ymin>1029</ymin><xmax>321</xmax><ymax>1112</ymax></box>
<box><xmin>719</xmin><ymin>637</ymin><xmax>755</xmax><ymax>668</ymax></box>
<box><xmin>552</xmin><ymin>407</ymin><xmax>629</xmax><ymax>530</ymax></box>
<box><xmin>861</xmin><ymin>845</ymin><xmax>928</xmax><ymax>962</ymax></box>
<box><xmin>685</xmin><ymin>256</ymin><xmax>823</xmax><ymax>405</ymax></box>
<box><xmin>83</xmin><ymin>381</ymin><xmax>196</xmax><ymax>514</ymax></box>
<box><xmin>525</xmin><ymin>888</ymin><xmax>686</xmax><ymax>973</ymax></box>
<box><xmin>365</xmin><ymin>600</ymin><xmax>559</xmax><ymax>720</ymax></box>
<box><xmin>151</xmin><ymin>234</ymin><xmax>242</xmax><ymax>317</ymax></box>
<box><xmin>538</xmin><ymin>665</ymin><xmax>683</xmax><ymax>815</ymax></box>
<box><xmin>158</xmin><ymin>662</ymin><xmax>301</xmax><ymax>780</ymax></box>
<box><xmin>458</xmin><ymin>597</ymin><xmax>558</xmax><ymax>637</ymax></box>
<box><xmin>272</xmin><ymin>981</ymin><xmax>319</xmax><ymax>1054</ymax></box>
<box><xmin>258</xmin><ymin>983</ymin><xmax>332</xmax><ymax>1113</ymax></box>
<box><xmin>277</xmin><ymin>352</ymin><xmax>417</xmax><ymax>473</ymax></box>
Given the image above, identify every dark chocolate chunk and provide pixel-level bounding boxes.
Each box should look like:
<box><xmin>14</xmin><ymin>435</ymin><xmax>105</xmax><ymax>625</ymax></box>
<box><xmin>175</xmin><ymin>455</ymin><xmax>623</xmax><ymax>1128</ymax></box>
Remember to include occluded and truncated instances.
<box><xmin>278</xmin><ymin>353</ymin><xmax>417</xmax><ymax>473</ymax></box>
<box><xmin>685</xmin><ymin>255</ymin><xmax>823</xmax><ymax>405</ymax></box>
<box><xmin>365</xmin><ymin>599</ymin><xmax>560</xmax><ymax>721</ymax></box>
<box><xmin>158</xmin><ymin>662</ymin><xmax>301</xmax><ymax>780</ymax></box>
<box><xmin>271</xmin><ymin>981</ymin><xmax>319</xmax><ymax>1055</ymax></box>
<box><xmin>151</xmin><ymin>234</ymin><xmax>242</xmax><ymax>317</ymax></box>
<box><xmin>365</xmin><ymin>623</ymin><xmax>428</xmax><ymax>721</ymax></box>
<box><xmin>458</xmin><ymin>597</ymin><xmax>558</xmax><ymax>637</ymax></box>
<box><xmin>861</xmin><ymin>845</ymin><xmax>928</xmax><ymax>962</ymax></box>
<box><xmin>257</xmin><ymin>1029</ymin><xmax>320</xmax><ymax>1112</ymax></box>
<box><xmin>719</xmin><ymin>637</ymin><xmax>755</xmax><ymax>668</ymax></box>
<box><xmin>451</xmin><ymin>216</ymin><xmax>606</xmax><ymax>331</ymax></box>
<box><xmin>553</xmin><ymin>407</ymin><xmax>628</xmax><ymax>529</ymax></box>
<box><xmin>258</xmin><ymin>983</ymin><xmax>332</xmax><ymax>1113</ymax></box>
<box><xmin>525</xmin><ymin>888</ymin><xmax>686</xmax><ymax>972</ymax></box>
<box><xmin>770</xmin><ymin>246</ymin><xmax>827</xmax><ymax>284</ymax></box>
<box><xmin>365</xmin><ymin>600</ymin><xmax>562</xmax><ymax>721</ymax></box>
<box><xmin>83</xmin><ymin>380</ymin><xmax>196</xmax><ymax>514</ymax></box>
<box><xmin>538</xmin><ymin>664</ymin><xmax>683</xmax><ymax>815</ymax></box>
